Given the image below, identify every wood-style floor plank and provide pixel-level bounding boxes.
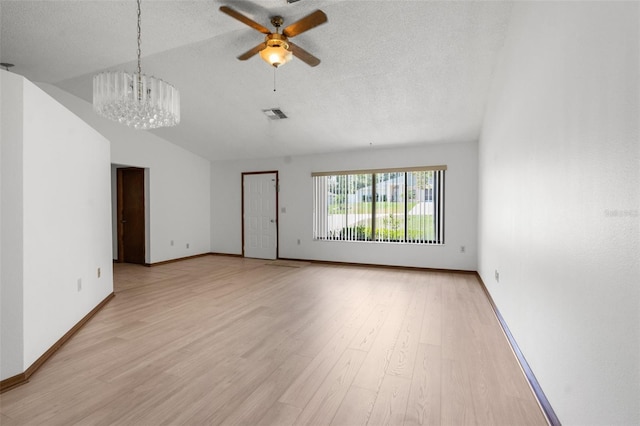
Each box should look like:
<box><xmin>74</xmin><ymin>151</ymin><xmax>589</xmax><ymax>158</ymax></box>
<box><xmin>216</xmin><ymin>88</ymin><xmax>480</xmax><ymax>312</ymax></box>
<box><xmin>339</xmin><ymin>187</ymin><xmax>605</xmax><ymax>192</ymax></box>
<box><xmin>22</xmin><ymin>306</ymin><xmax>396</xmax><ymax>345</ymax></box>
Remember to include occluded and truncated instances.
<box><xmin>330</xmin><ymin>385</ymin><xmax>378</xmax><ymax>426</ymax></box>
<box><xmin>293</xmin><ymin>348</ymin><xmax>367</xmax><ymax>425</ymax></box>
<box><xmin>0</xmin><ymin>255</ymin><xmax>547</xmax><ymax>425</ymax></box>
<box><xmin>404</xmin><ymin>343</ymin><xmax>442</xmax><ymax>426</ymax></box>
<box><xmin>278</xmin><ymin>323</ymin><xmax>362</xmax><ymax>409</ymax></box>
<box><xmin>256</xmin><ymin>402</ymin><xmax>301</xmax><ymax>426</ymax></box>
<box><xmin>220</xmin><ymin>354</ymin><xmax>311</xmax><ymax>425</ymax></box>
<box><xmin>387</xmin><ymin>277</ymin><xmax>428</xmax><ymax>379</ymax></box>
<box><xmin>367</xmin><ymin>374</ymin><xmax>412</xmax><ymax>426</ymax></box>
<box><xmin>350</xmin><ymin>289</ymin><xmax>413</xmax><ymax>392</ymax></box>
<box><xmin>419</xmin><ymin>272</ymin><xmax>443</xmax><ymax>346</ymax></box>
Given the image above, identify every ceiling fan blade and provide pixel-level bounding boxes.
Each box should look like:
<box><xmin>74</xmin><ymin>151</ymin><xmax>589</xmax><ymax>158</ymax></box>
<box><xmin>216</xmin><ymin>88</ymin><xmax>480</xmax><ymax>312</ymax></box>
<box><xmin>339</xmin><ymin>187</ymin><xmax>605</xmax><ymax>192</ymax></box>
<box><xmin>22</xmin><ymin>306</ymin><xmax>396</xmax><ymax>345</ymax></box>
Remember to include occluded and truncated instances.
<box><xmin>238</xmin><ymin>43</ymin><xmax>266</xmax><ymax>60</ymax></box>
<box><xmin>282</xmin><ymin>10</ymin><xmax>327</xmax><ymax>38</ymax></box>
<box><xmin>288</xmin><ymin>41</ymin><xmax>321</xmax><ymax>67</ymax></box>
<box><xmin>220</xmin><ymin>6</ymin><xmax>270</xmax><ymax>34</ymax></box>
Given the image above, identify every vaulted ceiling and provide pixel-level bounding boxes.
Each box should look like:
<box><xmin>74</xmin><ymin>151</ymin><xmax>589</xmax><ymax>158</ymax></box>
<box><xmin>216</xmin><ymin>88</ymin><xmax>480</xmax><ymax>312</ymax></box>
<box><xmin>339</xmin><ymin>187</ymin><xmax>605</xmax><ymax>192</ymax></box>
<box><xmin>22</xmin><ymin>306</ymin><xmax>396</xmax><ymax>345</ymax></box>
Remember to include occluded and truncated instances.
<box><xmin>1</xmin><ymin>0</ymin><xmax>513</xmax><ymax>161</ymax></box>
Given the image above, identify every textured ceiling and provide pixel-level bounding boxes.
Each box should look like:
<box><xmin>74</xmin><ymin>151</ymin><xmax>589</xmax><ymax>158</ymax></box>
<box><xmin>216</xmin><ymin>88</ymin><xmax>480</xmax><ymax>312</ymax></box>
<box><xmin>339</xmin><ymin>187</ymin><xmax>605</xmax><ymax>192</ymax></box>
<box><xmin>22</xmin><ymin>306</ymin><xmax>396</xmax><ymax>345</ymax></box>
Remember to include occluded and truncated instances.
<box><xmin>1</xmin><ymin>0</ymin><xmax>513</xmax><ymax>161</ymax></box>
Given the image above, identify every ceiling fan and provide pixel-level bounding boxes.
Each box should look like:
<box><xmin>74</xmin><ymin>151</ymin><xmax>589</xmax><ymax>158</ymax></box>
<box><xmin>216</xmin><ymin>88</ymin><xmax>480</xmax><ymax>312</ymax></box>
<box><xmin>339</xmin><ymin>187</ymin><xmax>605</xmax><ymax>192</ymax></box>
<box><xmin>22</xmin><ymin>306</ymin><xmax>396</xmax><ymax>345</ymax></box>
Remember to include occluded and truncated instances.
<box><xmin>220</xmin><ymin>5</ymin><xmax>327</xmax><ymax>68</ymax></box>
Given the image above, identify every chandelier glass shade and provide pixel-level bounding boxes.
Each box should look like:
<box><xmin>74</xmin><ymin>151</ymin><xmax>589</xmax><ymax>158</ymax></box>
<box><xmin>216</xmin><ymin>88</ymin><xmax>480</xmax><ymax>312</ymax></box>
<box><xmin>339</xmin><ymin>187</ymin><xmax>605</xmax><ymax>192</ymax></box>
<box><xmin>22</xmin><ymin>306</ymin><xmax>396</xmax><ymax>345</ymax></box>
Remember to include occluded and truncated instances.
<box><xmin>93</xmin><ymin>71</ymin><xmax>180</xmax><ymax>130</ymax></box>
<box><xmin>92</xmin><ymin>0</ymin><xmax>180</xmax><ymax>130</ymax></box>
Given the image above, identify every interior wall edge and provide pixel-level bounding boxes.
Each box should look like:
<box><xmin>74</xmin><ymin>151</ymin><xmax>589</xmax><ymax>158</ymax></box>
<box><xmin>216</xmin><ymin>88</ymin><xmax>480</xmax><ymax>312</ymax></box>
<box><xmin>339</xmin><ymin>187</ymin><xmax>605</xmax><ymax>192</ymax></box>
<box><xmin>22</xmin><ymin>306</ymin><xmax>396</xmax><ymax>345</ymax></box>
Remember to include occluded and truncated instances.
<box><xmin>0</xmin><ymin>293</ymin><xmax>115</xmax><ymax>394</ymax></box>
<box><xmin>476</xmin><ymin>272</ymin><xmax>561</xmax><ymax>426</ymax></box>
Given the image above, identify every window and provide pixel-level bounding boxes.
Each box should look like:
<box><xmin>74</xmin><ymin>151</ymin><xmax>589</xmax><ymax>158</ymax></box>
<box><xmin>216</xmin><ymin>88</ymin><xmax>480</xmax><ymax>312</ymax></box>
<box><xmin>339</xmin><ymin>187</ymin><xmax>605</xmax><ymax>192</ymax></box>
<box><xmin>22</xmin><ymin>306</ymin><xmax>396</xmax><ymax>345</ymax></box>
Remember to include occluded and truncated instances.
<box><xmin>312</xmin><ymin>166</ymin><xmax>445</xmax><ymax>244</ymax></box>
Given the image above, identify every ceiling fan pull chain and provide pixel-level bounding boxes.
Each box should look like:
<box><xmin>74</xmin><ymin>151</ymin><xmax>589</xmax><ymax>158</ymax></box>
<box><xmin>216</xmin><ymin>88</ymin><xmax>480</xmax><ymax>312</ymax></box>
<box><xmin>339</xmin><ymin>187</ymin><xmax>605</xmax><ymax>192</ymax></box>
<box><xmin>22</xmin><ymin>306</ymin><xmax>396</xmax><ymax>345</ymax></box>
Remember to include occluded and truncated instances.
<box><xmin>273</xmin><ymin>68</ymin><xmax>277</xmax><ymax>92</ymax></box>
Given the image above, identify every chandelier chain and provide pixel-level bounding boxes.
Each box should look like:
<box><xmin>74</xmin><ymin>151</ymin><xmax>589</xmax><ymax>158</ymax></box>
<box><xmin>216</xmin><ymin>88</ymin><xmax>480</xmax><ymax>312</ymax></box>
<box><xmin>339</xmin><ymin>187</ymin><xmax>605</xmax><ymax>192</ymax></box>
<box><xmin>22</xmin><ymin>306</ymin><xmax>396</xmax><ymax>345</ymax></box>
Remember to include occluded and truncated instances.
<box><xmin>136</xmin><ymin>0</ymin><xmax>142</xmax><ymax>77</ymax></box>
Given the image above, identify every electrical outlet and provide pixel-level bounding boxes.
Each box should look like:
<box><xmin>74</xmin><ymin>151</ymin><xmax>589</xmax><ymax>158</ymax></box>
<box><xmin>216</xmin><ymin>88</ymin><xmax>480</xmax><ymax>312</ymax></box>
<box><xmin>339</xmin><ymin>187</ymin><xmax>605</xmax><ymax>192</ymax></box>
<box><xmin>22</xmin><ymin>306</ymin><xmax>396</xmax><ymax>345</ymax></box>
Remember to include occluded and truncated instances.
<box><xmin>97</xmin><ymin>268</ymin><xmax>101</xmax><ymax>278</ymax></box>
<box><xmin>186</xmin><ymin>243</ymin><xmax>190</xmax><ymax>249</ymax></box>
<box><xmin>460</xmin><ymin>245</ymin><xmax>466</xmax><ymax>253</ymax></box>
<box><xmin>297</xmin><ymin>239</ymin><xmax>301</xmax><ymax>245</ymax></box>
<box><xmin>495</xmin><ymin>270</ymin><xmax>500</xmax><ymax>283</ymax></box>
<box><xmin>77</xmin><ymin>278</ymin><xmax>82</xmax><ymax>292</ymax></box>
<box><xmin>171</xmin><ymin>240</ymin><xmax>174</xmax><ymax>246</ymax></box>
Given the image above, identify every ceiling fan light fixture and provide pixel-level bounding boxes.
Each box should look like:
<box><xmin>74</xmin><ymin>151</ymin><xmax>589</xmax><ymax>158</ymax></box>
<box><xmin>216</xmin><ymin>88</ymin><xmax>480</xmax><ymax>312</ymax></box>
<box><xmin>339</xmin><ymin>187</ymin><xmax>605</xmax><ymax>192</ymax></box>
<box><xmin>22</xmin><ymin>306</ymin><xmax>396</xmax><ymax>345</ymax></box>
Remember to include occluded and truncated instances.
<box><xmin>260</xmin><ymin>36</ymin><xmax>293</xmax><ymax>68</ymax></box>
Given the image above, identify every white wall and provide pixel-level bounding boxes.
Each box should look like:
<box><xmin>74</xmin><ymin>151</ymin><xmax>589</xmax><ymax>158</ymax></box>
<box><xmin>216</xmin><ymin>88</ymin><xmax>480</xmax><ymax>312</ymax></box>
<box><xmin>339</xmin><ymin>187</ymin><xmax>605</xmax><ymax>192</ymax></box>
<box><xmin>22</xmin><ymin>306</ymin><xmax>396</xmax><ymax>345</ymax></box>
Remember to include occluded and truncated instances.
<box><xmin>212</xmin><ymin>142</ymin><xmax>478</xmax><ymax>270</ymax></box>
<box><xmin>1</xmin><ymin>71</ymin><xmax>114</xmax><ymax>378</ymax></box>
<box><xmin>1</xmin><ymin>70</ymin><xmax>25</xmax><ymax>379</ymax></box>
<box><xmin>478</xmin><ymin>2</ymin><xmax>639</xmax><ymax>425</ymax></box>
<box><xmin>39</xmin><ymin>85</ymin><xmax>211</xmax><ymax>264</ymax></box>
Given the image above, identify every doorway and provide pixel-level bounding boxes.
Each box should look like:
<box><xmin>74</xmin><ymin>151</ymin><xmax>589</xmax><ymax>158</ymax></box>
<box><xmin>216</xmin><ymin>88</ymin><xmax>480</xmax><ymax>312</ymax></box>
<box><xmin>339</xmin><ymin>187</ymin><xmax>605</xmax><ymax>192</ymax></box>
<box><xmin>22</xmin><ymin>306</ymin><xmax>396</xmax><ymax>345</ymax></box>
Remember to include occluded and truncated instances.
<box><xmin>242</xmin><ymin>171</ymin><xmax>278</xmax><ymax>259</ymax></box>
<box><xmin>117</xmin><ymin>167</ymin><xmax>146</xmax><ymax>264</ymax></box>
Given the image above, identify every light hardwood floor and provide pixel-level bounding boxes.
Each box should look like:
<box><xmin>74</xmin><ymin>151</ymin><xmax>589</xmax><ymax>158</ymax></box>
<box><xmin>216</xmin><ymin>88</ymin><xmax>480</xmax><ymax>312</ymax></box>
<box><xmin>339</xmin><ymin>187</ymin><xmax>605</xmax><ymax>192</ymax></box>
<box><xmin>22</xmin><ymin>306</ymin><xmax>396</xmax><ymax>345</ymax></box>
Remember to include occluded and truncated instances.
<box><xmin>0</xmin><ymin>256</ymin><xmax>547</xmax><ymax>425</ymax></box>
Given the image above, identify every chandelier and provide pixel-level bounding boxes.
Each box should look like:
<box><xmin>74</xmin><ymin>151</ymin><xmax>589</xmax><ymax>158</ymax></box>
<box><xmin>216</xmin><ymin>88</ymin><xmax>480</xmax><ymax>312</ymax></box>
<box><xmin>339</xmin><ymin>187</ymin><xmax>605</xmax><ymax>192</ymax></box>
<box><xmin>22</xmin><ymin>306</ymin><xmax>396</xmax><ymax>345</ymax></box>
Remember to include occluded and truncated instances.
<box><xmin>93</xmin><ymin>0</ymin><xmax>180</xmax><ymax>130</ymax></box>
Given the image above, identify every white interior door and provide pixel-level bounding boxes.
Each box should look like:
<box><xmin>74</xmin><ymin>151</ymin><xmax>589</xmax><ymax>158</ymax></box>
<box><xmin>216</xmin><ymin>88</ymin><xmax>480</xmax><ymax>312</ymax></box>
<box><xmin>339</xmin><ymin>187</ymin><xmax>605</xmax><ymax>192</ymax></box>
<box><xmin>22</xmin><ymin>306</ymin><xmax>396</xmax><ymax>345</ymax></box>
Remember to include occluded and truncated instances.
<box><xmin>243</xmin><ymin>172</ymin><xmax>277</xmax><ymax>259</ymax></box>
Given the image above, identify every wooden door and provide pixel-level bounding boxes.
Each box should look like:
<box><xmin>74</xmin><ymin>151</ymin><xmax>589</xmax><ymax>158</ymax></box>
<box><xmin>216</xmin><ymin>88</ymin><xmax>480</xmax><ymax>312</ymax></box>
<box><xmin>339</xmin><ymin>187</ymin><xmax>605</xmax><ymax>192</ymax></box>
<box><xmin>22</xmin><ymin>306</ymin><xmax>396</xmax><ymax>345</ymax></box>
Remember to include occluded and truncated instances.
<box><xmin>117</xmin><ymin>168</ymin><xmax>145</xmax><ymax>264</ymax></box>
<box><xmin>242</xmin><ymin>172</ymin><xmax>278</xmax><ymax>259</ymax></box>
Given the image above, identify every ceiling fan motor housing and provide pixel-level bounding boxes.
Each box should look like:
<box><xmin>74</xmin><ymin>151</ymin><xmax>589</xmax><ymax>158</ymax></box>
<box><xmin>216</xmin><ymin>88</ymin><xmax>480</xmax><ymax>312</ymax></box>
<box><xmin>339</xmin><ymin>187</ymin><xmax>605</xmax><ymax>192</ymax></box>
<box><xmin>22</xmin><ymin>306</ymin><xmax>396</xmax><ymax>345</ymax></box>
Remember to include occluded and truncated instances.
<box><xmin>270</xmin><ymin>16</ymin><xmax>284</xmax><ymax>28</ymax></box>
<box><xmin>266</xmin><ymin>33</ymin><xmax>288</xmax><ymax>45</ymax></box>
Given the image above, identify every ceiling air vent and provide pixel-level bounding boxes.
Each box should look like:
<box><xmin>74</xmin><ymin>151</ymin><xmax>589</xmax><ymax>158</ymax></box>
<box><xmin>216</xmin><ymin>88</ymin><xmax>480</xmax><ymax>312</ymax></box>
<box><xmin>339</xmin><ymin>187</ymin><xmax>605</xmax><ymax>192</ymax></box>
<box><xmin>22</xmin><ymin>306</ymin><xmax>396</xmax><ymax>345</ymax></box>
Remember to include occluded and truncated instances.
<box><xmin>263</xmin><ymin>108</ymin><xmax>288</xmax><ymax>120</ymax></box>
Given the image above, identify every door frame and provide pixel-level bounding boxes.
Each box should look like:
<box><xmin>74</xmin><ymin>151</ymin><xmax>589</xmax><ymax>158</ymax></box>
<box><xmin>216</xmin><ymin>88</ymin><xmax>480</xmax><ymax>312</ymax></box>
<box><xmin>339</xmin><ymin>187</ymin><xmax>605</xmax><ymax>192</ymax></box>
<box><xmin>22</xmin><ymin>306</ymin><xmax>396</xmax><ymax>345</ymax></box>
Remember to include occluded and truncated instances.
<box><xmin>116</xmin><ymin>167</ymin><xmax>146</xmax><ymax>264</ymax></box>
<box><xmin>241</xmin><ymin>171</ymin><xmax>279</xmax><ymax>259</ymax></box>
